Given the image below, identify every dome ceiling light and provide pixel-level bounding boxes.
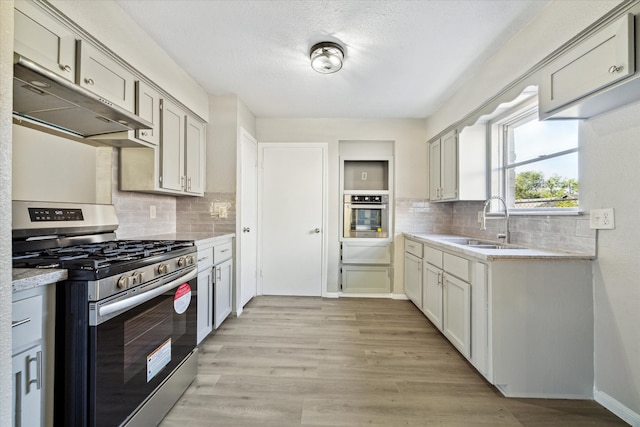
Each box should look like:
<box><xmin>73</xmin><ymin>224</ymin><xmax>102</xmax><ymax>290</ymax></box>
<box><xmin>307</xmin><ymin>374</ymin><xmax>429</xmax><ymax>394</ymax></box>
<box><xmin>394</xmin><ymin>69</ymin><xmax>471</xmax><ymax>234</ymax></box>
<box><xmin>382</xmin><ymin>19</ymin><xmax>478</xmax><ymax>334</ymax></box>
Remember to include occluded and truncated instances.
<box><xmin>309</xmin><ymin>42</ymin><xmax>344</xmax><ymax>74</ymax></box>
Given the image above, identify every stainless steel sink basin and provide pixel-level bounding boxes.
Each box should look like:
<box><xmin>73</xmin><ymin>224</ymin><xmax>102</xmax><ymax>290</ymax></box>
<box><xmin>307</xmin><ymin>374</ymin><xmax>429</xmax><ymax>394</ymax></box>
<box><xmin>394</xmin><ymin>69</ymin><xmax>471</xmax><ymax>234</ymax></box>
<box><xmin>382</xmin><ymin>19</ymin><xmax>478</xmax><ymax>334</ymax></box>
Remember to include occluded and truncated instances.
<box><xmin>442</xmin><ymin>237</ymin><xmax>526</xmax><ymax>250</ymax></box>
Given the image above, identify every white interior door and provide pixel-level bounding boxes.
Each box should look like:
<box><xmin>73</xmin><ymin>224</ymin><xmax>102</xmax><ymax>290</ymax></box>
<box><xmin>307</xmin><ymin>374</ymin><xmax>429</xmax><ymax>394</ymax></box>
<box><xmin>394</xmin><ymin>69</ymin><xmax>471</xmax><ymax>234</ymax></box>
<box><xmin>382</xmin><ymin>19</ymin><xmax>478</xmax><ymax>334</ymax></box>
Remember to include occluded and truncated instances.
<box><xmin>259</xmin><ymin>143</ymin><xmax>326</xmax><ymax>296</ymax></box>
<box><xmin>237</xmin><ymin>128</ymin><xmax>258</xmax><ymax>313</ymax></box>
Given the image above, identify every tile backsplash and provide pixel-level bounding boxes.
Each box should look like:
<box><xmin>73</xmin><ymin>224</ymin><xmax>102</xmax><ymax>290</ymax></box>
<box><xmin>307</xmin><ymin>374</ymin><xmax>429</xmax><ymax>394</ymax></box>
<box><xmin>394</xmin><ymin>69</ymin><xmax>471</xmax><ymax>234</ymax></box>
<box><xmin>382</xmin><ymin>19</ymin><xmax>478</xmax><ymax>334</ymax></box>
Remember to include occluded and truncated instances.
<box><xmin>395</xmin><ymin>198</ymin><xmax>595</xmax><ymax>255</ymax></box>
<box><xmin>176</xmin><ymin>192</ymin><xmax>236</xmax><ymax>234</ymax></box>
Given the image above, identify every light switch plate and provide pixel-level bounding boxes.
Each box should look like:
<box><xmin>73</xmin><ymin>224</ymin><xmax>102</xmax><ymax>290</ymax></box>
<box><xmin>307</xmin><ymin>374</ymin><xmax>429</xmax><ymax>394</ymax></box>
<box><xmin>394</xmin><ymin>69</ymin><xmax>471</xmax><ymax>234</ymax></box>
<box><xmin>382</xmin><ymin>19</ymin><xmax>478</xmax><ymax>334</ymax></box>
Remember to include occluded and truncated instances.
<box><xmin>590</xmin><ymin>208</ymin><xmax>615</xmax><ymax>229</ymax></box>
<box><xmin>149</xmin><ymin>205</ymin><xmax>157</xmax><ymax>219</ymax></box>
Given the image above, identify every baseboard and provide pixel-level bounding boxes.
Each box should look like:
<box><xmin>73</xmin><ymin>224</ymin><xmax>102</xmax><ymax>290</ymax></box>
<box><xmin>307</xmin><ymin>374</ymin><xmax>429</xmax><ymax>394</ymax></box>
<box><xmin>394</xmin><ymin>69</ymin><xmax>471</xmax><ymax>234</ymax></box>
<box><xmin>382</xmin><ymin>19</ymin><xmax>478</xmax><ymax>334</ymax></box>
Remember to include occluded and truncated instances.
<box><xmin>594</xmin><ymin>389</ymin><xmax>640</xmax><ymax>426</ymax></box>
<box><xmin>324</xmin><ymin>292</ymin><xmax>340</xmax><ymax>298</ymax></box>
<box><xmin>338</xmin><ymin>292</ymin><xmax>394</xmax><ymax>299</ymax></box>
<box><xmin>392</xmin><ymin>293</ymin><xmax>409</xmax><ymax>300</ymax></box>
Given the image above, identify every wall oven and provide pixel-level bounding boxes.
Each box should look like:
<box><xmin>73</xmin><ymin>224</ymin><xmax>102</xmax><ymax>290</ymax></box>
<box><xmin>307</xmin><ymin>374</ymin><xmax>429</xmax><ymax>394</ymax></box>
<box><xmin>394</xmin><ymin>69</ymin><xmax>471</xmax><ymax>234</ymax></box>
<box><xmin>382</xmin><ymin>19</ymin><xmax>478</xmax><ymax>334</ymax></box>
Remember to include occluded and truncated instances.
<box><xmin>343</xmin><ymin>194</ymin><xmax>389</xmax><ymax>238</ymax></box>
<box><xmin>11</xmin><ymin>201</ymin><xmax>198</xmax><ymax>427</ymax></box>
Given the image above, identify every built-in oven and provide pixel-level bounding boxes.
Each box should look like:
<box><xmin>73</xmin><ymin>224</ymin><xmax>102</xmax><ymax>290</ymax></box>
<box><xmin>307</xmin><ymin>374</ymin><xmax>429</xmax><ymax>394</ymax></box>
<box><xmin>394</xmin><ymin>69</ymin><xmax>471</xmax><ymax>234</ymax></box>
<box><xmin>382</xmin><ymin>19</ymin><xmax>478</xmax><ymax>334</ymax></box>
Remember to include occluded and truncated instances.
<box><xmin>343</xmin><ymin>194</ymin><xmax>389</xmax><ymax>238</ymax></box>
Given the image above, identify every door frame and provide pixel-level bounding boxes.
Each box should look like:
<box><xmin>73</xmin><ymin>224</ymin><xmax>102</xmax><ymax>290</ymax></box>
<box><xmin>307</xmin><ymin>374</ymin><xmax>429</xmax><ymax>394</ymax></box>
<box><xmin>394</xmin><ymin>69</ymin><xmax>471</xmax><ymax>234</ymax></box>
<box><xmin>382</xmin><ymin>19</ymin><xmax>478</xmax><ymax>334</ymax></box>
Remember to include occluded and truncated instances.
<box><xmin>257</xmin><ymin>142</ymin><xmax>328</xmax><ymax>297</ymax></box>
<box><xmin>235</xmin><ymin>127</ymin><xmax>258</xmax><ymax>315</ymax></box>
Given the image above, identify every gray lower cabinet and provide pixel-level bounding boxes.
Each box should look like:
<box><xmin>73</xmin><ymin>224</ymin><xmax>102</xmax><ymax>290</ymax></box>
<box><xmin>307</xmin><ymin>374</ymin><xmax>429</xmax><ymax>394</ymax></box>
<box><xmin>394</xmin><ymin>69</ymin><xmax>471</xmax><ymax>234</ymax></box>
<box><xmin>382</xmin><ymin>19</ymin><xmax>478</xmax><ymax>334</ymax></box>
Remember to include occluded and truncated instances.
<box><xmin>12</xmin><ymin>285</ymin><xmax>53</xmax><ymax>427</ymax></box>
<box><xmin>214</xmin><ymin>258</ymin><xmax>233</xmax><ymax>329</ymax></box>
<box><xmin>196</xmin><ymin>237</ymin><xmax>234</xmax><ymax>344</ymax></box>
<box><xmin>405</xmin><ymin>236</ymin><xmax>594</xmax><ymax>398</ymax></box>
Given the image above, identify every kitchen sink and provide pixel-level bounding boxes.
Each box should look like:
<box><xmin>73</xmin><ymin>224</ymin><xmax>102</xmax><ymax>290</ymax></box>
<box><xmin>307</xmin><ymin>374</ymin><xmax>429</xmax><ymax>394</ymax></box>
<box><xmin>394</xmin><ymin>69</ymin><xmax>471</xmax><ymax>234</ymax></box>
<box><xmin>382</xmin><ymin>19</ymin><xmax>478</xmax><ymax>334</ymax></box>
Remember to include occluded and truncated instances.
<box><xmin>441</xmin><ymin>237</ymin><xmax>526</xmax><ymax>250</ymax></box>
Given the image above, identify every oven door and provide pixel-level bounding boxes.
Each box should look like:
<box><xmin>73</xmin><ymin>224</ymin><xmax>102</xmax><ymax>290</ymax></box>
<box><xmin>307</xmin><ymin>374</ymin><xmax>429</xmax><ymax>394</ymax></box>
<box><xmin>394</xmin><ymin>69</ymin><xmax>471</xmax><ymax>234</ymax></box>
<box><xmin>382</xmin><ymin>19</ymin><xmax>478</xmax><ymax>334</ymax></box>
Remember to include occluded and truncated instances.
<box><xmin>343</xmin><ymin>203</ymin><xmax>389</xmax><ymax>238</ymax></box>
<box><xmin>89</xmin><ymin>267</ymin><xmax>197</xmax><ymax>427</ymax></box>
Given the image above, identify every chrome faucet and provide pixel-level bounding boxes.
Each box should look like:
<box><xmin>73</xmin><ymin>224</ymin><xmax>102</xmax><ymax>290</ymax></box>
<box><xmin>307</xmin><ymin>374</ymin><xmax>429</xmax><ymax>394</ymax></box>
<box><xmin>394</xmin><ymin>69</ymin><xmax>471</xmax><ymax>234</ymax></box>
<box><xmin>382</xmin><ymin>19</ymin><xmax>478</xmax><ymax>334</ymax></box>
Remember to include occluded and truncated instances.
<box><xmin>482</xmin><ymin>196</ymin><xmax>509</xmax><ymax>243</ymax></box>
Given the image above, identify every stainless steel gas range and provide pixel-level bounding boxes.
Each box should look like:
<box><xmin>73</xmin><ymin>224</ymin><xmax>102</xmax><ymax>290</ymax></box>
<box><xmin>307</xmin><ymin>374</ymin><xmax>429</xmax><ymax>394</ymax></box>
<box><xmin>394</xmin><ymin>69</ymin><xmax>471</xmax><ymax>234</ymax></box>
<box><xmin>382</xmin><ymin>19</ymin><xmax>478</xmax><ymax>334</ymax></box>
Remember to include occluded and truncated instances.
<box><xmin>12</xmin><ymin>201</ymin><xmax>198</xmax><ymax>427</ymax></box>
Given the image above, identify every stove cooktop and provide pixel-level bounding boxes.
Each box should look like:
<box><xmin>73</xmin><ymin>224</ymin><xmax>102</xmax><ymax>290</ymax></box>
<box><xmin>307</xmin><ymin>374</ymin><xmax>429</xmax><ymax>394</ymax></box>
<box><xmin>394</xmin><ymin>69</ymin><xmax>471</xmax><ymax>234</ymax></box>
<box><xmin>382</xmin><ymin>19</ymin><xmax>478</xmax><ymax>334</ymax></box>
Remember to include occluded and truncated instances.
<box><xmin>12</xmin><ymin>240</ymin><xmax>195</xmax><ymax>280</ymax></box>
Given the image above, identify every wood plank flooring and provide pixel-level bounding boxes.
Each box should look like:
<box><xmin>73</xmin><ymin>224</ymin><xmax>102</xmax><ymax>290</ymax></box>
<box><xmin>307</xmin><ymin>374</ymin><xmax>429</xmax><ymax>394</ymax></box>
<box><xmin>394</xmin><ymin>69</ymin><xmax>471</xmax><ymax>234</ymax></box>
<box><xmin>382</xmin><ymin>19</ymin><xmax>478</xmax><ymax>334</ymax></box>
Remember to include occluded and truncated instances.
<box><xmin>160</xmin><ymin>296</ymin><xmax>625</xmax><ymax>426</ymax></box>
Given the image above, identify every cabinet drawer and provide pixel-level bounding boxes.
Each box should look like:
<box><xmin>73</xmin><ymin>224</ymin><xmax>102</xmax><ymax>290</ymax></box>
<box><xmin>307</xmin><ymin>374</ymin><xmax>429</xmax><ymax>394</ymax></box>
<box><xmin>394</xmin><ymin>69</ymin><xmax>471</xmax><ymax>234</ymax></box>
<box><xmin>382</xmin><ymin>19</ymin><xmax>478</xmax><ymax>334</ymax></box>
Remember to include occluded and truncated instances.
<box><xmin>404</xmin><ymin>239</ymin><xmax>423</xmax><ymax>258</ymax></box>
<box><xmin>197</xmin><ymin>246</ymin><xmax>214</xmax><ymax>270</ymax></box>
<box><xmin>343</xmin><ymin>242</ymin><xmax>391</xmax><ymax>264</ymax></box>
<box><xmin>213</xmin><ymin>241</ymin><xmax>233</xmax><ymax>264</ymax></box>
<box><xmin>423</xmin><ymin>245</ymin><xmax>443</xmax><ymax>269</ymax></box>
<box><xmin>443</xmin><ymin>253</ymin><xmax>470</xmax><ymax>282</ymax></box>
<box><xmin>12</xmin><ymin>295</ymin><xmax>43</xmax><ymax>351</ymax></box>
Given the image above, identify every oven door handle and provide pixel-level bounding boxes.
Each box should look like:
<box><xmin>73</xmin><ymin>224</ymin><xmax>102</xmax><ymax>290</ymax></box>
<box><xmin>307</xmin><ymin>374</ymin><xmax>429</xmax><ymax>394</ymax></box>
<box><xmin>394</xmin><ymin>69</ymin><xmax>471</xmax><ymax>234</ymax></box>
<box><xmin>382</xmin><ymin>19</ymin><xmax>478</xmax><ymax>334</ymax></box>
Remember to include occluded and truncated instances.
<box><xmin>346</xmin><ymin>204</ymin><xmax>386</xmax><ymax>209</ymax></box>
<box><xmin>97</xmin><ymin>268</ymin><xmax>198</xmax><ymax>321</ymax></box>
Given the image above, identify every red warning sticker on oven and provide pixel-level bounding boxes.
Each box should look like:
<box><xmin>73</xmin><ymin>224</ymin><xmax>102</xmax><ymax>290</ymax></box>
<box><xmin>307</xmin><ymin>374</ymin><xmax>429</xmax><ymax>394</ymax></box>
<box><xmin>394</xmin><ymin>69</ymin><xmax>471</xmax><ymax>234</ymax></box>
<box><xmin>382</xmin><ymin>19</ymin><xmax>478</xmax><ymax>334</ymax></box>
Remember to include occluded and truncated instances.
<box><xmin>174</xmin><ymin>283</ymin><xmax>192</xmax><ymax>314</ymax></box>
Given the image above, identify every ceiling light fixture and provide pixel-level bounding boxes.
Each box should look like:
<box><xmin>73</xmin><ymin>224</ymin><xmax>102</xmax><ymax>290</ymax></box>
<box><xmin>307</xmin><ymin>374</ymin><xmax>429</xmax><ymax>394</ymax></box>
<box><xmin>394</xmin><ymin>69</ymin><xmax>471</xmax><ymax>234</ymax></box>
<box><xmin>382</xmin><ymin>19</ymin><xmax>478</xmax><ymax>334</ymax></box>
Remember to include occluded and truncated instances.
<box><xmin>310</xmin><ymin>42</ymin><xmax>344</xmax><ymax>74</ymax></box>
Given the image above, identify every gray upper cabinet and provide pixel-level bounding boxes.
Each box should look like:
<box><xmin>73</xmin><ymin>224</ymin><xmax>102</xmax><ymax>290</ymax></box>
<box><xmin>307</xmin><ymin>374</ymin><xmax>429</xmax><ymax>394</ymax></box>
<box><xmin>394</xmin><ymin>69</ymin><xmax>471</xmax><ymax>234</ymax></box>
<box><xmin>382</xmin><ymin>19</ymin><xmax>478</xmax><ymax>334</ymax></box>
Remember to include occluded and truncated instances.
<box><xmin>185</xmin><ymin>115</ymin><xmax>206</xmax><ymax>195</ymax></box>
<box><xmin>429</xmin><ymin>130</ymin><xmax>458</xmax><ymax>201</ymax></box>
<box><xmin>135</xmin><ymin>81</ymin><xmax>160</xmax><ymax>146</ymax></box>
<box><xmin>14</xmin><ymin>0</ymin><xmax>76</xmax><ymax>81</ymax></box>
<box><xmin>78</xmin><ymin>40</ymin><xmax>136</xmax><ymax>112</ymax></box>
<box><xmin>540</xmin><ymin>13</ymin><xmax>637</xmax><ymax>119</ymax></box>
<box><xmin>160</xmin><ymin>98</ymin><xmax>185</xmax><ymax>192</ymax></box>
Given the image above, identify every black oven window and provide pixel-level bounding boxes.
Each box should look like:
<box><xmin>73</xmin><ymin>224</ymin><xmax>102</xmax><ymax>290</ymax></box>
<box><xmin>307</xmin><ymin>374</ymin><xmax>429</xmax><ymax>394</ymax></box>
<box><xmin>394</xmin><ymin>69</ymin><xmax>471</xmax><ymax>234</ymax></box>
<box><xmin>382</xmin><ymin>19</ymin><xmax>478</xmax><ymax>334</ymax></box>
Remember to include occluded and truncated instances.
<box><xmin>123</xmin><ymin>297</ymin><xmax>185</xmax><ymax>383</ymax></box>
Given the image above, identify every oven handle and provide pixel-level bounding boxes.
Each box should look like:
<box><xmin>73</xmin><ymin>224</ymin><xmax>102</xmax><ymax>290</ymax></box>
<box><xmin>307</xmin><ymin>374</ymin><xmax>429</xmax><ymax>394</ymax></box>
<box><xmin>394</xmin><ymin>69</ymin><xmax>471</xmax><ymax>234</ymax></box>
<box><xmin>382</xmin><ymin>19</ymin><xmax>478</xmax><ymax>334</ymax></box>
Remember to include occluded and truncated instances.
<box><xmin>98</xmin><ymin>268</ymin><xmax>198</xmax><ymax>320</ymax></box>
<box><xmin>345</xmin><ymin>204</ymin><xmax>387</xmax><ymax>209</ymax></box>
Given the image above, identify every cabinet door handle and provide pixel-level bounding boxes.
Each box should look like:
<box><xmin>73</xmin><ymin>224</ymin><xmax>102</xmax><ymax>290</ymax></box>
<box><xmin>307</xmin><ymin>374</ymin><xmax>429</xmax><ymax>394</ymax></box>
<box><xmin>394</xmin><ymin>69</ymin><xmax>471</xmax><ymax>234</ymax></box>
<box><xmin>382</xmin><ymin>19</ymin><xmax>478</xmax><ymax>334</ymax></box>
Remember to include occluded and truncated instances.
<box><xmin>608</xmin><ymin>65</ymin><xmax>623</xmax><ymax>74</ymax></box>
<box><xmin>187</xmin><ymin>177</ymin><xmax>192</xmax><ymax>190</ymax></box>
<box><xmin>59</xmin><ymin>64</ymin><xmax>72</xmax><ymax>72</ymax></box>
<box><xmin>15</xmin><ymin>370</ymin><xmax>22</xmax><ymax>427</ymax></box>
<box><xmin>181</xmin><ymin>176</ymin><xmax>185</xmax><ymax>190</ymax></box>
<box><xmin>12</xmin><ymin>318</ymin><xmax>31</xmax><ymax>328</ymax></box>
<box><xmin>26</xmin><ymin>351</ymin><xmax>42</xmax><ymax>393</ymax></box>
<box><xmin>84</xmin><ymin>78</ymin><xmax>94</xmax><ymax>85</ymax></box>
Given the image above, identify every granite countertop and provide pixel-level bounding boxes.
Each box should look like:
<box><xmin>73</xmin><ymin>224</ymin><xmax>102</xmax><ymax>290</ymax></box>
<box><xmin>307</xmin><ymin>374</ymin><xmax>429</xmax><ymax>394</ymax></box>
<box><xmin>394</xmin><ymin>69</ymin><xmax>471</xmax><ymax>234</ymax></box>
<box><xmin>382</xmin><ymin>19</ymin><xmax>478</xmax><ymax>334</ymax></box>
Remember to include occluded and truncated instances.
<box><xmin>13</xmin><ymin>268</ymin><xmax>68</xmax><ymax>293</ymax></box>
<box><xmin>403</xmin><ymin>233</ymin><xmax>595</xmax><ymax>261</ymax></box>
<box><xmin>127</xmin><ymin>231</ymin><xmax>235</xmax><ymax>246</ymax></box>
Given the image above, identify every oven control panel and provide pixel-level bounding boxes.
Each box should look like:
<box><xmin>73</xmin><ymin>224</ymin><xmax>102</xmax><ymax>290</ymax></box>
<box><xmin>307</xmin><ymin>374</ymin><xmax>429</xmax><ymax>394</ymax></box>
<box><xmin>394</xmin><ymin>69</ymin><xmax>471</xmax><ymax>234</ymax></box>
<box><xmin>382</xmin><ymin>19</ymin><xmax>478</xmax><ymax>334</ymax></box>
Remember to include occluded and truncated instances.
<box><xmin>28</xmin><ymin>207</ymin><xmax>84</xmax><ymax>222</ymax></box>
<box><xmin>347</xmin><ymin>195</ymin><xmax>388</xmax><ymax>204</ymax></box>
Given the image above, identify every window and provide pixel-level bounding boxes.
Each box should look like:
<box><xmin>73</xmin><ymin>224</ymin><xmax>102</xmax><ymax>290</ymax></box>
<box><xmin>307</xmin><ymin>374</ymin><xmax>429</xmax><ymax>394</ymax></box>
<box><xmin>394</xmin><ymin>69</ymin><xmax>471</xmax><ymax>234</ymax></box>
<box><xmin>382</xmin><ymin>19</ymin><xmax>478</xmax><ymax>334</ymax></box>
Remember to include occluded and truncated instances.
<box><xmin>490</xmin><ymin>97</ymin><xmax>579</xmax><ymax>213</ymax></box>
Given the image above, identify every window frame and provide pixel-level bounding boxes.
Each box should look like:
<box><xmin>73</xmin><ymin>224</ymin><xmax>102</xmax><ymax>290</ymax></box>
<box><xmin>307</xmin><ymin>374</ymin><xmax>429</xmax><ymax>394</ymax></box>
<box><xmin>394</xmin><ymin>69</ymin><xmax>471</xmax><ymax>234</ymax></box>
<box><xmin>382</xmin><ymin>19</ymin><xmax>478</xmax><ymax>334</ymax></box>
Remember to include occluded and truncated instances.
<box><xmin>489</xmin><ymin>96</ymin><xmax>580</xmax><ymax>215</ymax></box>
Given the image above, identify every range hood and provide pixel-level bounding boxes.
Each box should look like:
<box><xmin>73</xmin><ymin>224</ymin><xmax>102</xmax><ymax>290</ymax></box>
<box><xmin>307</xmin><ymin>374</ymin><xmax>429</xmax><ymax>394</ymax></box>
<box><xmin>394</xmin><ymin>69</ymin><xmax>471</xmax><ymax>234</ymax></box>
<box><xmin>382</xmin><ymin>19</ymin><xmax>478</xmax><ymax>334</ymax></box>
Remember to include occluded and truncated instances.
<box><xmin>13</xmin><ymin>53</ymin><xmax>153</xmax><ymax>139</ymax></box>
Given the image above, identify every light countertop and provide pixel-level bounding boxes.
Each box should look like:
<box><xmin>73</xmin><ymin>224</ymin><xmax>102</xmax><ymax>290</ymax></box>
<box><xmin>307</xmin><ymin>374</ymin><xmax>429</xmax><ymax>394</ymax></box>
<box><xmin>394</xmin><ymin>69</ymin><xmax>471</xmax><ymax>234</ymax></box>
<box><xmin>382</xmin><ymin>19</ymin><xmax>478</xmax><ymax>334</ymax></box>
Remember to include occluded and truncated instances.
<box><xmin>403</xmin><ymin>233</ymin><xmax>595</xmax><ymax>261</ymax></box>
<box><xmin>127</xmin><ymin>232</ymin><xmax>235</xmax><ymax>246</ymax></box>
<box><xmin>13</xmin><ymin>268</ymin><xmax>68</xmax><ymax>293</ymax></box>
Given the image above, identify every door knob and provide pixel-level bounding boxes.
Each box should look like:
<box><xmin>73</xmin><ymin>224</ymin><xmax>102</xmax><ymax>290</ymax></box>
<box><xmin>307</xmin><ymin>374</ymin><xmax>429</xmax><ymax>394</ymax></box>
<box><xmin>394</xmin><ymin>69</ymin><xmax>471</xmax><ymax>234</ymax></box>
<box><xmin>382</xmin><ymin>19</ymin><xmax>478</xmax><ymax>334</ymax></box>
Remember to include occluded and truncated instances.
<box><xmin>243</xmin><ymin>227</ymin><xmax>251</xmax><ymax>233</ymax></box>
<box><xmin>314</xmin><ymin>228</ymin><xmax>321</xmax><ymax>233</ymax></box>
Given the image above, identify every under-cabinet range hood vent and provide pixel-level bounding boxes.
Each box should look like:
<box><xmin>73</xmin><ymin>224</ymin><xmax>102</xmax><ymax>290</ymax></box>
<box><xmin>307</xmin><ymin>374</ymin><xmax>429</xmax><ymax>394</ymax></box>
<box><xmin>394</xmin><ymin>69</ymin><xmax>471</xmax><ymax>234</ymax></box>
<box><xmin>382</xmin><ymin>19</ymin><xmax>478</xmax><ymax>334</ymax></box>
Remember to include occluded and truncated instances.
<box><xmin>13</xmin><ymin>53</ymin><xmax>152</xmax><ymax>139</ymax></box>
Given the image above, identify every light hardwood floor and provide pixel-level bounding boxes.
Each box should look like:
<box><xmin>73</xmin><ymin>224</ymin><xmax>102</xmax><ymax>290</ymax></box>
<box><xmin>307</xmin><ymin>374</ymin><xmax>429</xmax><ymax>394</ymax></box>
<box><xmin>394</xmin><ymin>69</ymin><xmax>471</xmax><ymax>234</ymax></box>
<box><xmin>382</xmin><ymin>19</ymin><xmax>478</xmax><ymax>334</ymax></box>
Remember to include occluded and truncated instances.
<box><xmin>160</xmin><ymin>296</ymin><xmax>625</xmax><ymax>426</ymax></box>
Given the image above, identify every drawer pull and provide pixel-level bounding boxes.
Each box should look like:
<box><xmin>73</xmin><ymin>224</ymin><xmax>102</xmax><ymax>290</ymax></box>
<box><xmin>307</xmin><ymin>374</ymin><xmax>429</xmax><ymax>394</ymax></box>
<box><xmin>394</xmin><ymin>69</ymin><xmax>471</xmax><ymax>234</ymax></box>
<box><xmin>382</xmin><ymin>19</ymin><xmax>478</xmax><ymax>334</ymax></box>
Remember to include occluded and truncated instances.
<box><xmin>608</xmin><ymin>65</ymin><xmax>623</xmax><ymax>74</ymax></box>
<box><xmin>26</xmin><ymin>351</ymin><xmax>42</xmax><ymax>392</ymax></box>
<box><xmin>12</xmin><ymin>318</ymin><xmax>31</xmax><ymax>328</ymax></box>
<box><xmin>220</xmin><ymin>248</ymin><xmax>230</xmax><ymax>253</ymax></box>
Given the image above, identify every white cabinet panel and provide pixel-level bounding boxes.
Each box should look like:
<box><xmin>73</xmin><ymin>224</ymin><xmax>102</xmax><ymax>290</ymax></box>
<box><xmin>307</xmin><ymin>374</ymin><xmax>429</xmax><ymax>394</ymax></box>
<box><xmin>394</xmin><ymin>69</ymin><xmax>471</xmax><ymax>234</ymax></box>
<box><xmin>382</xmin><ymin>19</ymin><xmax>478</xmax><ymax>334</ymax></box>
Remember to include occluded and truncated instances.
<box><xmin>214</xmin><ymin>259</ymin><xmax>233</xmax><ymax>329</ymax></box>
<box><xmin>196</xmin><ymin>268</ymin><xmax>213</xmax><ymax>344</ymax></box>
<box><xmin>341</xmin><ymin>265</ymin><xmax>390</xmax><ymax>293</ymax></box>
<box><xmin>443</xmin><ymin>274</ymin><xmax>471</xmax><ymax>359</ymax></box>
<box><xmin>342</xmin><ymin>241</ymin><xmax>391</xmax><ymax>264</ymax></box>
<box><xmin>160</xmin><ymin>99</ymin><xmax>185</xmax><ymax>192</ymax></box>
<box><xmin>422</xmin><ymin>263</ymin><xmax>443</xmax><ymax>330</ymax></box>
<box><xmin>540</xmin><ymin>13</ymin><xmax>635</xmax><ymax>116</ymax></box>
<box><xmin>135</xmin><ymin>81</ymin><xmax>160</xmax><ymax>145</ymax></box>
<box><xmin>78</xmin><ymin>41</ymin><xmax>135</xmax><ymax>112</ymax></box>
<box><xmin>404</xmin><ymin>252</ymin><xmax>422</xmax><ymax>307</ymax></box>
<box><xmin>13</xmin><ymin>345</ymin><xmax>43</xmax><ymax>427</ymax></box>
<box><xmin>404</xmin><ymin>239</ymin><xmax>423</xmax><ymax>258</ymax></box>
<box><xmin>14</xmin><ymin>0</ymin><xmax>76</xmax><ymax>81</ymax></box>
<box><xmin>185</xmin><ymin>115</ymin><xmax>206</xmax><ymax>195</ymax></box>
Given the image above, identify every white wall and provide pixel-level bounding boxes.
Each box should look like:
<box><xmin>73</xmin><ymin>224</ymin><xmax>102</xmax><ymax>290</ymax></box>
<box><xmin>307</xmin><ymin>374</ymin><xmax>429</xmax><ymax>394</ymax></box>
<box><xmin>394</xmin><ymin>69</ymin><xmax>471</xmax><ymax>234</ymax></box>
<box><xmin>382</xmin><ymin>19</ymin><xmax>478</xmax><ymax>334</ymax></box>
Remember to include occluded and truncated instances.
<box><xmin>257</xmin><ymin>118</ymin><xmax>427</xmax><ymax>294</ymax></box>
<box><xmin>581</xmin><ymin>100</ymin><xmax>640</xmax><ymax>420</ymax></box>
<box><xmin>12</xmin><ymin>125</ymin><xmax>98</xmax><ymax>203</ymax></box>
<box><xmin>0</xmin><ymin>1</ymin><xmax>14</xmax><ymax>420</ymax></box>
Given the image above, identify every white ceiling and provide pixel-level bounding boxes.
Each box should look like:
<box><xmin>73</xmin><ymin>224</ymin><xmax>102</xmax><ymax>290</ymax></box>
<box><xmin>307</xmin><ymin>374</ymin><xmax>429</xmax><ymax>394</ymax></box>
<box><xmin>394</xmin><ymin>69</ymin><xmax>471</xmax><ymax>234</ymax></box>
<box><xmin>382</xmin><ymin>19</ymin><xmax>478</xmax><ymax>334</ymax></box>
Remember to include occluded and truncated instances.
<box><xmin>114</xmin><ymin>0</ymin><xmax>551</xmax><ymax>119</ymax></box>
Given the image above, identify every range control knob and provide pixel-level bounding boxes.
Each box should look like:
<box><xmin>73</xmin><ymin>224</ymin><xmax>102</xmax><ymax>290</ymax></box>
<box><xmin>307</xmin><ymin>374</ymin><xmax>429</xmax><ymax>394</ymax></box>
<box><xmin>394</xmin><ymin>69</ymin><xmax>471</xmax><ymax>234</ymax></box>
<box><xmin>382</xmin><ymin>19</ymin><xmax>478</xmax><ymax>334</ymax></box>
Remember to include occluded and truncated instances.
<box><xmin>186</xmin><ymin>255</ymin><xmax>195</xmax><ymax>265</ymax></box>
<box><xmin>177</xmin><ymin>257</ymin><xmax>187</xmax><ymax>267</ymax></box>
<box><xmin>157</xmin><ymin>263</ymin><xmax>169</xmax><ymax>274</ymax></box>
<box><xmin>117</xmin><ymin>275</ymin><xmax>129</xmax><ymax>289</ymax></box>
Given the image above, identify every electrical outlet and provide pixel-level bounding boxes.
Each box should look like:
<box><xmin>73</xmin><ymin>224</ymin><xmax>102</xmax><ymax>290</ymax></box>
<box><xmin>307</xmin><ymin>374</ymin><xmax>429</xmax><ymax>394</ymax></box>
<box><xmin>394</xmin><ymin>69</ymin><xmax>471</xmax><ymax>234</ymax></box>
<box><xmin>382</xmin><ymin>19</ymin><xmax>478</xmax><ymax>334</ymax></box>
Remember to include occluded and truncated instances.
<box><xmin>477</xmin><ymin>211</ymin><xmax>483</xmax><ymax>223</ymax></box>
<box><xmin>149</xmin><ymin>205</ymin><xmax>157</xmax><ymax>219</ymax></box>
<box><xmin>218</xmin><ymin>205</ymin><xmax>228</xmax><ymax>219</ymax></box>
<box><xmin>361</xmin><ymin>172</ymin><xmax>367</xmax><ymax>181</ymax></box>
<box><xmin>589</xmin><ymin>208</ymin><xmax>615</xmax><ymax>229</ymax></box>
